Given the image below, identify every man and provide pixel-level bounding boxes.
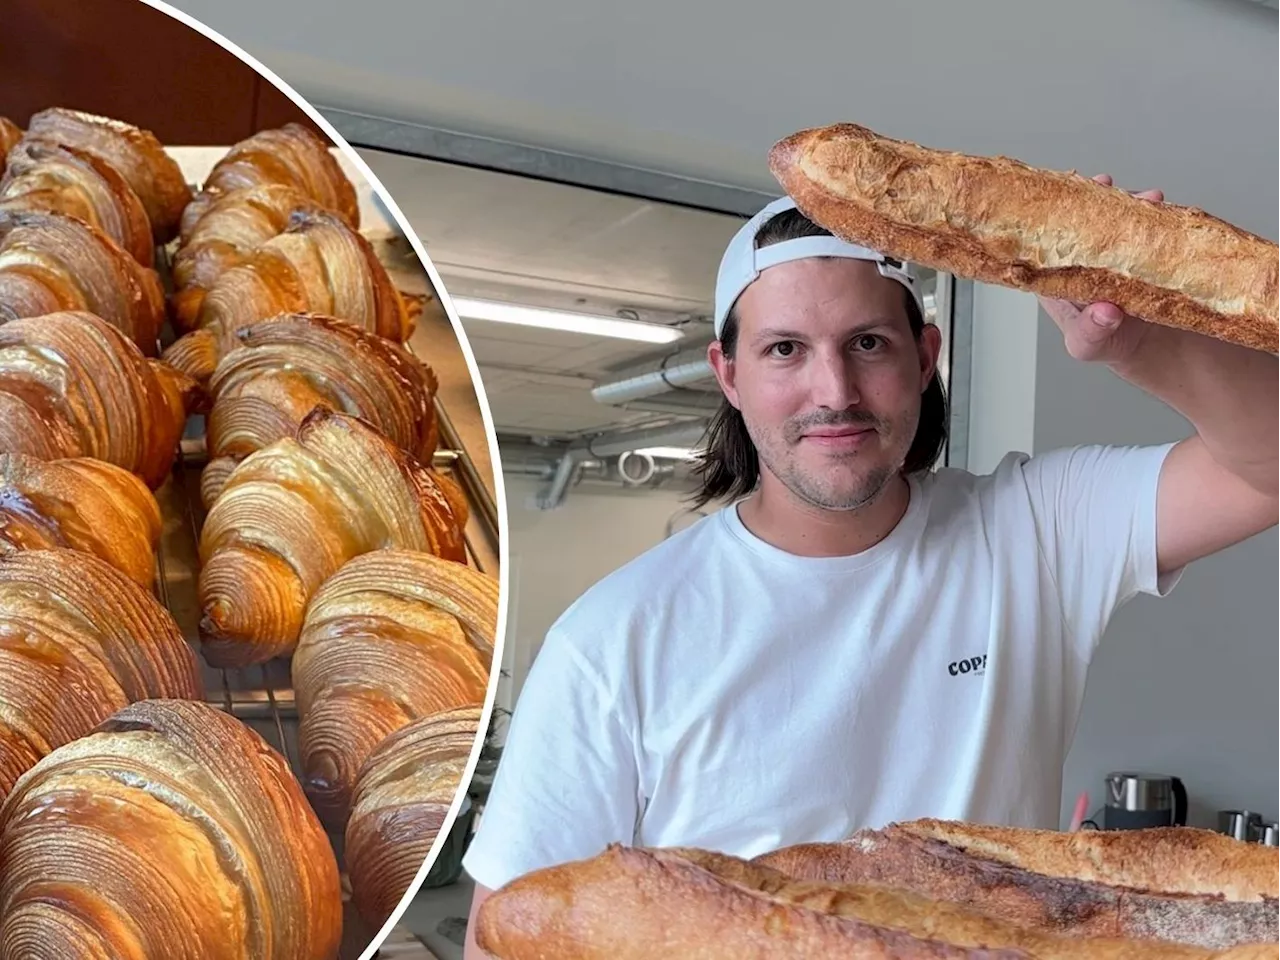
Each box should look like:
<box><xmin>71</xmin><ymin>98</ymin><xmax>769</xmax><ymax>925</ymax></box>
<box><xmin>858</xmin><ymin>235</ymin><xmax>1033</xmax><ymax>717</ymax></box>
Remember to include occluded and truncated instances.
<box><xmin>462</xmin><ymin>185</ymin><xmax>1277</xmax><ymax>954</ymax></box>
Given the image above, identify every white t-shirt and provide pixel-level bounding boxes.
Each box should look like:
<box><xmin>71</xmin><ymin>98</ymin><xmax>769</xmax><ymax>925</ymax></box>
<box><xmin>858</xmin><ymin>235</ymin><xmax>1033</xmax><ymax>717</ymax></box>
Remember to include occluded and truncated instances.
<box><xmin>463</xmin><ymin>443</ymin><xmax>1182</xmax><ymax>891</ymax></box>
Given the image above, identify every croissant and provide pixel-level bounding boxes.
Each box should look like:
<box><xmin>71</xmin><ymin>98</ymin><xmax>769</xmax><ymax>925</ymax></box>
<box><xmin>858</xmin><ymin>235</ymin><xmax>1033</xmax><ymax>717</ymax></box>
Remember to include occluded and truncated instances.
<box><xmin>0</xmin><ymin>208</ymin><xmax>165</xmax><ymax>354</ymax></box>
<box><xmin>294</xmin><ymin>549</ymin><xmax>496</xmax><ymax>827</ymax></box>
<box><xmin>0</xmin><ymin>453</ymin><xmax>161</xmax><ymax>588</ymax></box>
<box><xmin>202</xmin><ymin>313</ymin><xmax>439</xmax><ymax>508</ymax></box>
<box><xmin>0</xmin><ymin>119</ymin><xmax>20</xmax><ymax>168</ymax></box>
<box><xmin>1</xmin><ymin>140</ymin><xmax>154</xmax><ymax>266</ymax></box>
<box><xmin>0</xmin><ymin>698</ymin><xmax>342</xmax><ymax>960</ymax></box>
<box><xmin>170</xmin><ymin>183</ymin><xmax>318</xmax><ymax>330</ymax></box>
<box><xmin>180</xmin><ymin>122</ymin><xmax>359</xmax><ymax>241</ymax></box>
<box><xmin>162</xmin><ymin>208</ymin><xmax>414</xmax><ymax>383</ymax></box>
<box><xmin>21</xmin><ymin>107</ymin><xmax>191</xmax><ymax>243</ymax></box>
<box><xmin>0</xmin><ymin>311</ymin><xmax>194</xmax><ymax>489</ymax></box>
<box><xmin>0</xmin><ymin>549</ymin><xmax>202</xmax><ymax>803</ymax></box>
<box><xmin>198</xmin><ymin>409</ymin><xmax>469</xmax><ymax>668</ymax></box>
<box><xmin>345</xmin><ymin>704</ymin><xmax>483</xmax><ymax>931</ymax></box>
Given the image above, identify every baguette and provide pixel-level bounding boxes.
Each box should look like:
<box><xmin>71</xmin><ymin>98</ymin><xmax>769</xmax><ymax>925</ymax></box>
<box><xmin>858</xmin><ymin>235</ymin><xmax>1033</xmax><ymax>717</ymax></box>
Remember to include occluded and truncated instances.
<box><xmin>475</xmin><ymin>844</ymin><xmax>1276</xmax><ymax>959</ymax></box>
<box><xmin>757</xmin><ymin>820</ymin><xmax>1278</xmax><ymax>949</ymax></box>
<box><xmin>768</xmin><ymin>123</ymin><xmax>1278</xmax><ymax>353</ymax></box>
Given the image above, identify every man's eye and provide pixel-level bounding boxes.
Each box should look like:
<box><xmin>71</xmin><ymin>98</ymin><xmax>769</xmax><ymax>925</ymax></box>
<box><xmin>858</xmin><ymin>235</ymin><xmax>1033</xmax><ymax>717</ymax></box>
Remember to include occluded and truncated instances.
<box><xmin>854</xmin><ymin>334</ymin><xmax>883</xmax><ymax>351</ymax></box>
<box><xmin>768</xmin><ymin>341</ymin><xmax>798</xmax><ymax>358</ymax></box>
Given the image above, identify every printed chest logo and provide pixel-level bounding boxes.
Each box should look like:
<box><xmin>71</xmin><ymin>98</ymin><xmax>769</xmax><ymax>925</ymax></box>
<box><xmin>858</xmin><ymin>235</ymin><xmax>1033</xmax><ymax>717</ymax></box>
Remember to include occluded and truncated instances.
<box><xmin>948</xmin><ymin>654</ymin><xmax>987</xmax><ymax>677</ymax></box>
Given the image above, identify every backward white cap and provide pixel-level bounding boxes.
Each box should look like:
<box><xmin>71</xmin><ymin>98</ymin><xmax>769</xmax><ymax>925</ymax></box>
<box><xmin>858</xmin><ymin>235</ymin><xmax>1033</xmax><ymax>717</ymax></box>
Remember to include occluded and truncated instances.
<box><xmin>713</xmin><ymin>196</ymin><xmax>923</xmax><ymax>339</ymax></box>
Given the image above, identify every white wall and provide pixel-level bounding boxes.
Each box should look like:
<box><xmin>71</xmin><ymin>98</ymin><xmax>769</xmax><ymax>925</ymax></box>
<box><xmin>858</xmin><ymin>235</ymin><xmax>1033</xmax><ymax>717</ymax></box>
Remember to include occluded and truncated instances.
<box><xmin>1032</xmin><ymin>315</ymin><xmax>1279</xmax><ymax>829</ymax></box>
<box><xmin>966</xmin><ymin>290</ymin><xmax>1278</xmax><ymax>829</ymax></box>
<box><xmin>966</xmin><ymin>285</ymin><xmax>1041</xmax><ymax>475</ymax></box>
<box><xmin>497</xmin><ymin>474</ymin><xmax>701</xmax><ymax>706</ymax></box>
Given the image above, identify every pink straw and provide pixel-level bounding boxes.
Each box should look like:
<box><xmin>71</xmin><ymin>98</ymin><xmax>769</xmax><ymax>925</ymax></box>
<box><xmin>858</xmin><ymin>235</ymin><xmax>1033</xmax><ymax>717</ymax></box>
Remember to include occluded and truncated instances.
<box><xmin>1068</xmin><ymin>791</ymin><xmax>1090</xmax><ymax>832</ymax></box>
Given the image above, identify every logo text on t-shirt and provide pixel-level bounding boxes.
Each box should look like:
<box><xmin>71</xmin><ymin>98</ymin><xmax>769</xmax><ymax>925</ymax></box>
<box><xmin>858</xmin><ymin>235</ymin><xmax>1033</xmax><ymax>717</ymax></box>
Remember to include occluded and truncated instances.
<box><xmin>948</xmin><ymin>654</ymin><xmax>987</xmax><ymax>676</ymax></box>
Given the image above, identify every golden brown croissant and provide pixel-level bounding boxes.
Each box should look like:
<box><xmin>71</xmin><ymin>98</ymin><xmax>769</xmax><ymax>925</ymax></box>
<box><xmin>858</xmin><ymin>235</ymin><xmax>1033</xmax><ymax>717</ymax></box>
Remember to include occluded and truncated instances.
<box><xmin>345</xmin><ymin>704</ymin><xmax>483</xmax><ymax>931</ymax></box>
<box><xmin>0</xmin><ymin>549</ymin><xmax>202</xmax><ymax>803</ymax></box>
<box><xmin>180</xmin><ymin>122</ymin><xmax>359</xmax><ymax>241</ymax></box>
<box><xmin>0</xmin><ymin>311</ymin><xmax>195</xmax><ymax>489</ymax></box>
<box><xmin>162</xmin><ymin>208</ymin><xmax>414</xmax><ymax>383</ymax></box>
<box><xmin>0</xmin><ymin>698</ymin><xmax>342</xmax><ymax>960</ymax></box>
<box><xmin>294</xmin><ymin>549</ymin><xmax>496</xmax><ymax>827</ymax></box>
<box><xmin>170</xmin><ymin>183</ymin><xmax>319</xmax><ymax>330</ymax></box>
<box><xmin>198</xmin><ymin>409</ymin><xmax>469</xmax><ymax>668</ymax></box>
<box><xmin>21</xmin><ymin>107</ymin><xmax>192</xmax><ymax>243</ymax></box>
<box><xmin>0</xmin><ymin>119</ymin><xmax>20</xmax><ymax>169</ymax></box>
<box><xmin>202</xmin><ymin>313</ymin><xmax>439</xmax><ymax>508</ymax></box>
<box><xmin>0</xmin><ymin>453</ymin><xmax>161</xmax><ymax>588</ymax></box>
<box><xmin>1</xmin><ymin>140</ymin><xmax>154</xmax><ymax>266</ymax></box>
<box><xmin>0</xmin><ymin>208</ymin><xmax>165</xmax><ymax>354</ymax></box>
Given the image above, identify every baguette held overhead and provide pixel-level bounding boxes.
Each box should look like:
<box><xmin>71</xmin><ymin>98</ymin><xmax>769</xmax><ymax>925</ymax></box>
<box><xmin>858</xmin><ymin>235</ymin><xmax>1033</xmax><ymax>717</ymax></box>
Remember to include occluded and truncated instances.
<box><xmin>758</xmin><ymin>819</ymin><xmax>1278</xmax><ymax>950</ymax></box>
<box><xmin>475</xmin><ymin>843</ymin><xmax>1278</xmax><ymax>960</ymax></box>
<box><xmin>768</xmin><ymin>123</ymin><xmax>1278</xmax><ymax>354</ymax></box>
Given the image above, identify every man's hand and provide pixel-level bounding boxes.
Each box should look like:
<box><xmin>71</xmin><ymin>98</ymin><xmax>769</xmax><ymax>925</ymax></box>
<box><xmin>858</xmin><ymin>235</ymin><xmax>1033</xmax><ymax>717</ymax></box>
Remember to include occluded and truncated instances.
<box><xmin>1035</xmin><ymin>170</ymin><xmax>1278</xmax><ymax>572</ymax></box>
<box><xmin>1038</xmin><ymin>175</ymin><xmax>1164</xmax><ymax>366</ymax></box>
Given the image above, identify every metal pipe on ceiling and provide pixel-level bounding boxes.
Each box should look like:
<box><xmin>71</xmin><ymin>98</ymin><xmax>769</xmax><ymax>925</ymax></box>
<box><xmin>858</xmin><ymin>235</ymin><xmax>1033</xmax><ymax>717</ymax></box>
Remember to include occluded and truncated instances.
<box><xmin>534</xmin><ymin>421</ymin><xmax>709</xmax><ymax>509</ymax></box>
<box><xmin>590</xmin><ymin>343</ymin><xmax>716</xmax><ymax>406</ymax></box>
<box><xmin>583</xmin><ymin>421</ymin><xmax>708</xmax><ymax>459</ymax></box>
<box><xmin>591</xmin><ymin>359</ymin><xmax>713</xmax><ymax>405</ymax></box>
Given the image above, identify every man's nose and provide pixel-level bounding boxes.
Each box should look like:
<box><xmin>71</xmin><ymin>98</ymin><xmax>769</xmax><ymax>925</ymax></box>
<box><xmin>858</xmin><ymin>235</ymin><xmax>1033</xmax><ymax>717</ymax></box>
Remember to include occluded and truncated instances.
<box><xmin>807</xmin><ymin>349</ymin><xmax>861</xmax><ymax>409</ymax></box>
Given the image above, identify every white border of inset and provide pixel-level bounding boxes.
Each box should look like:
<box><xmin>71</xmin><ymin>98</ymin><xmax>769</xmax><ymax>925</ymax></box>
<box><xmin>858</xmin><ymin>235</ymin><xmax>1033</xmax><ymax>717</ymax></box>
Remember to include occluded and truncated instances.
<box><xmin>131</xmin><ymin>3</ymin><xmax>513</xmax><ymax>956</ymax></box>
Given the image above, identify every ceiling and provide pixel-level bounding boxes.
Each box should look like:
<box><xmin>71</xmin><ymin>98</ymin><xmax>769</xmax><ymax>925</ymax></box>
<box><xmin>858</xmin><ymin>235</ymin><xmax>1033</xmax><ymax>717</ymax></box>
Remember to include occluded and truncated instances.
<box><xmin>357</xmin><ymin>147</ymin><xmax>744</xmax><ymax>440</ymax></box>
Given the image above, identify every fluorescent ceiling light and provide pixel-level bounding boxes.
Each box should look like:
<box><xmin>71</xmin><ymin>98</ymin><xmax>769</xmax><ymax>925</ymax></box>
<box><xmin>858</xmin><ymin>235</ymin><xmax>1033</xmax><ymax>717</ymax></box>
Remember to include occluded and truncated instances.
<box><xmin>451</xmin><ymin>297</ymin><xmax>683</xmax><ymax>344</ymax></box>
<box><xmin>634</xmin><ymin>446</ymin><xmax>702</xmax><ymax>460</ymax></box>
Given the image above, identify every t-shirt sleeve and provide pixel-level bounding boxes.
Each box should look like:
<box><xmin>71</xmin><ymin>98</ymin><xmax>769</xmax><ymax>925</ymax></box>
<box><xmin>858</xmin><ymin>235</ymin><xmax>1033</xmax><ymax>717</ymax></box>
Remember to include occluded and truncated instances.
<box><xmin>1015</xmin><ymin>442</ymin><xmax>1184</xmax><ymax>651</ymax></box>
<box><xmin>461</xmin><ymin>625</ymin><xmax>641</xmax><ymax>891</ymax></box>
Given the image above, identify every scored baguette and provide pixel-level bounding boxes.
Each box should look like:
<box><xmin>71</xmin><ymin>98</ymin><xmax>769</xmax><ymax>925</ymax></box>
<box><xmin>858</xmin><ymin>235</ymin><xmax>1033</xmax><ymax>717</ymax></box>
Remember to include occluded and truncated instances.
<box><xmin>475</xmin><ymin>843</ymin><xmax>1278</xmax><ymax>959</ymax></box>
<box><xmin>756</xmin><ymin>820</ymin><xmax>1278</xmax><ymax>950</ymax></box>
<box><xmin>768</xmin><ymin>123</ymin><xmax>1278</xmax><ymax>354</ymax></box>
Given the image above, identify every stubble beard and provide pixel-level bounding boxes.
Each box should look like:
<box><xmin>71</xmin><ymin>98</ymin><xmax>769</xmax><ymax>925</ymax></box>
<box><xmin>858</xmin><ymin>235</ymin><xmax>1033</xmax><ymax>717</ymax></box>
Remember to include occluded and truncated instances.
<box><xmin>747</xmin><ymin>409</ymin><xmax>912</xmax><ymax>512</ymax></box>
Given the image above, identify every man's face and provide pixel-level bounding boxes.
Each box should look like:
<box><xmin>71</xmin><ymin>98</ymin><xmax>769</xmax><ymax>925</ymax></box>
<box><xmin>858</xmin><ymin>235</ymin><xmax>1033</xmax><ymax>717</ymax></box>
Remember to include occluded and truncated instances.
<box><xmin>709</xmin><ymin>258</ymin><xmax>941</xmax><ymax>512</ymax></box>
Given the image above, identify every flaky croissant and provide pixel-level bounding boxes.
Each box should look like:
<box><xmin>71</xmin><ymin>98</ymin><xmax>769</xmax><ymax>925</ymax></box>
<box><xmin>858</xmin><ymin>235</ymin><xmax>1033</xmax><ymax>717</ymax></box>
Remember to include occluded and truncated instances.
<box><xmin>162</xmin><ymin>207</ymin><xmax>414</xmax><ymax>383</ymax></box>
<box><xmin>345</xmin><ymin>704</ymin><xmax>483</xmax><ymax>931</ymax></box>
<box><xmin>0</xmin><ymin>549</ymin><xmax>202</xmax><ymax>803</ymax></box>
<box><xmin>0</xmin><ymin>119</ymin><xmax>20</xmax><ymax>167</ymax></box>
<box><xmin>198</xmin><ymin>409</ymin><xmax>469</xmax><ymax>668</ymax></box>
<box><xmin>202</xmin><ymin>313</ymin><xmax>439</xmax><ymax>508</ymax></box>
<box><xmin>180</xmin><ymin>122</ymin><xmax>359</xmax><ymax>241</ymax></box>
<box><xmin>170</xmin><ymin>183</ymin><xmax>318</xmax><ymax>330</ymax></box>
<box><xmin>0</xmin><ymin>311</ymin><xmax>195</xmax><ymax>489</ymax></box>
<box><xmin>0</xmin><ymin>454</ymin><xmax>161</xmax><ymax>588</ymax></box>
<box><xmin>0</xmin><ymin>208</ymin><xmax>165</xmax><ymax>353</ymax></box>
<box><xmin>295</xmin><ymin>548</ymin><xmax>496</xmax><ymax>827</ymax></box>
<box><xmin>0</xmin><ymin>699</ymin><xmax>342</xmax><ymax>960</ymax></box>
<box><xmin>21</xmin><ymin>107</ymin><xmax>191</xmax><ymax>243</ymax></box>
<box><xmin>1</xmin><ymin>140</ymin><xmax>154</xmax><ymax>266</ymax></box>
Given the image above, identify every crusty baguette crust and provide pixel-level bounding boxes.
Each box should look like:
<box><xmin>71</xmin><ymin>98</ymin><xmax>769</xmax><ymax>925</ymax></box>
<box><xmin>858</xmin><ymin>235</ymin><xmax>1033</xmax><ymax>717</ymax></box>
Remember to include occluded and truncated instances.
<box><xmin>757</xmin><ymin>822</ymin><xmax>1278</xmax><ymax>950</ymax></box>
<box><xmin>476</xmin><ymin>844</ymin><xmax>1274</xmax><ymax>959</ymax></box>
<box><xmin>769</xmin><ymin>124</ymin><xmax>1278</xmax><ymax>354</ymax></box>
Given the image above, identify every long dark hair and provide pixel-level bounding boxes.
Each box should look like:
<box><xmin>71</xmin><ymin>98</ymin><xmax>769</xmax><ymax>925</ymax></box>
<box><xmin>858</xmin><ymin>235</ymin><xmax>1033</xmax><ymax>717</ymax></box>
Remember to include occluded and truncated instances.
<box><xmin>690</xmin><ymin>208</ymin><xmax>949</xmax><ymax>509</ymax></box>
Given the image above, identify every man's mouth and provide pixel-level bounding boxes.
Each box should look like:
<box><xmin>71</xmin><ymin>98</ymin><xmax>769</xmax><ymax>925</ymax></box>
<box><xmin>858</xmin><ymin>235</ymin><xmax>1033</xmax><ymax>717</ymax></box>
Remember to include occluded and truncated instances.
<box><xmin>800</xmin><ymin>425</ymin><xmax>876</xmax><ymax>448</ymax></box>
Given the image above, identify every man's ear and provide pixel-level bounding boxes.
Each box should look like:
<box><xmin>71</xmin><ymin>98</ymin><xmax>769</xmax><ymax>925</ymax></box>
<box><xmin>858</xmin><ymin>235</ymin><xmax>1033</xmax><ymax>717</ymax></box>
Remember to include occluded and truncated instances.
<box><xmin>707</xmin><ymin>339</ymin><xmax>741</xmax><ymax>410</ymax></box>
<box><xmin>917</xmin><ymin>324</ymin><xmax>942</xmax><ymax>392</ymax></box>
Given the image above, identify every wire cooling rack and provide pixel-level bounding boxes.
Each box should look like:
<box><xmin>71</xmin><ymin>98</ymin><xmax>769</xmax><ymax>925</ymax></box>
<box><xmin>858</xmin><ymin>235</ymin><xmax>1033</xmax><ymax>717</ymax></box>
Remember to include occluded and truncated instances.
<box><xmin>145</xmin><ymin>208</ymin><xmax>499</xmax><ymax>959</ymax></box>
